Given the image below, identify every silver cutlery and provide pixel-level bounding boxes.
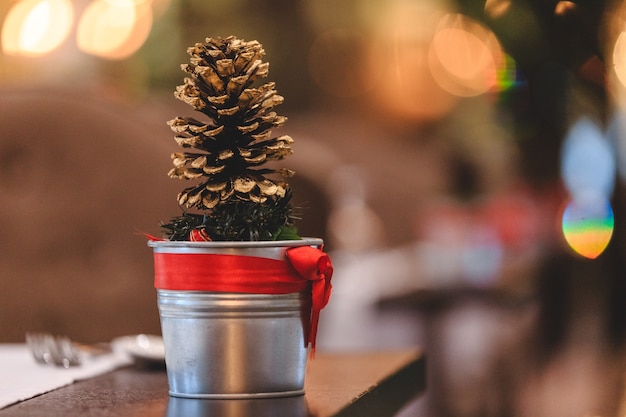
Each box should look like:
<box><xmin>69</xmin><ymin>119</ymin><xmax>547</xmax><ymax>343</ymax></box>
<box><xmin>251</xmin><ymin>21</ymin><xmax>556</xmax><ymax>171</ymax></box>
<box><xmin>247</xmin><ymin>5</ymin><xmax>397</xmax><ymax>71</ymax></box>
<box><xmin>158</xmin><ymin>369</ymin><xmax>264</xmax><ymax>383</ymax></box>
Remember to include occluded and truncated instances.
<box><xmin>25</xmin><ymin>332</ymin><xmax>111</xmax><ymax>368</ymax></box>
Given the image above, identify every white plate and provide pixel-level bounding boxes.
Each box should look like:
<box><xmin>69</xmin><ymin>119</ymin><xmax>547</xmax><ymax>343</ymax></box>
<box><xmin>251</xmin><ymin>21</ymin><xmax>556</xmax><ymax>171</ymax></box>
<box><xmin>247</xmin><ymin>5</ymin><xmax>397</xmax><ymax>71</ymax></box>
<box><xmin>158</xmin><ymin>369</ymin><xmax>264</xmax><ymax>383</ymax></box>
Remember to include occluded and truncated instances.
<box><xmin>112</xmin><ymin>334</ymin><xmax>165</xmax><ymax>363</ymax></box>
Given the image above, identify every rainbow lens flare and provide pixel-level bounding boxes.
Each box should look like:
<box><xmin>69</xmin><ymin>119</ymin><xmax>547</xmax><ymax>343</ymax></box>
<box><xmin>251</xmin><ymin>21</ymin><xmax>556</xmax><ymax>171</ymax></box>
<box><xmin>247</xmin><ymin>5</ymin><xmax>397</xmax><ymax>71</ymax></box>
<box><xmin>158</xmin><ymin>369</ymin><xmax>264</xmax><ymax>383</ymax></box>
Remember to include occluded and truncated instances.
<box><xmin>495</xmin><ymin>54</ymin><xmax>521</xmax><ymax>91</ymax></box>
<box><xmin>561</xmin><ymin>198</ymin><xmax>614</xmax><ymax>259</ymax></box>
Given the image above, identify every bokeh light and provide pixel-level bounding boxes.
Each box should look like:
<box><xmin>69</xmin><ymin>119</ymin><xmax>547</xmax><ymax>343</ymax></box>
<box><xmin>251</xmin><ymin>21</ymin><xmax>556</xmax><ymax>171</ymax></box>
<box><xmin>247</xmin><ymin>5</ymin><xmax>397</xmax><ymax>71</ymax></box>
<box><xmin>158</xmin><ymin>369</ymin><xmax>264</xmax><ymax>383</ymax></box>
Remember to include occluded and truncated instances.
<box><xmin>613</xmin><ymin>29</ymin><xmax>626</xmax><ymax>89</ymax></box>
<box><xmin>484</xmin><ymin>0</ymin><xmax>512</xmax><ymax>19</ymax></box>
<box><xmin>554</xmin><ymin>1</ymin><xmax>577</xmax><ymax>16</ymax></box>
<box><xmin>1</xmin><ymin>0</ymin><xmax>73</xmax><ymax>56</ymax></box>
<box><xmin>561</xmin><ymin>197</ymin><xmax>614</xmax><ymax>259</ymax></box>
<box><xmin>560</xmin><ymin>118</ymin><xmax>616</xmax><ymax>201</ymax></box>
<box><xmin>304</xmin><ymin>0</ymin><xmax>519</xmax><ymax>119</ymax></box>
<box><xmin>560</xmin><ymin>117</ymin><xmax>616</xmax><ymax>259</ymax></box>
<box><xmin>428</xmin><ymin>13</ymin><xmax>504</xmax><ymax>97</ymax></box>
<box><xmin>76</xmin><ymin>0</ymin><xmax>153</xmax><ymax>60</ymax></box>
<box><xmin>369</xmin><ymin>0</ymin><xmax>458</xmax><ymax>121</ymax></box>
<box><xmin>607</xmin><ymin>0</ymin><xmax>626</xmax><ymax>129</ymax></box>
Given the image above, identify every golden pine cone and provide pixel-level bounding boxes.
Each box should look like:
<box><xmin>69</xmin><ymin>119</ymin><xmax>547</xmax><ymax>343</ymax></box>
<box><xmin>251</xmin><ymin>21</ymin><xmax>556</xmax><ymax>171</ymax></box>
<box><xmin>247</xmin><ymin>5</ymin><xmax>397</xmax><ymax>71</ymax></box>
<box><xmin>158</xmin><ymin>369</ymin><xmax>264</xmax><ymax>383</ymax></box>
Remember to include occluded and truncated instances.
<box><xmin>167</xmin><ymin>36</ymin><xmax>294</xmax><ymax>210</ymax></box>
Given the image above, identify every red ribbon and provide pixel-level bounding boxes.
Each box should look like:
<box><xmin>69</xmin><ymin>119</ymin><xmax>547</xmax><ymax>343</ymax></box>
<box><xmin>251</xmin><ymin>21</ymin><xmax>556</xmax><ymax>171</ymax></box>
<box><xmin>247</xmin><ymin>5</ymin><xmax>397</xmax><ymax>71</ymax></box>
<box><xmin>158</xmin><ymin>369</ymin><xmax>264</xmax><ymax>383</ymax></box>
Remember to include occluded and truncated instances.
<box><xmin>152</xmin><ymin>245</ymin><xmax>333</xmax><ymax>353</ymax></box>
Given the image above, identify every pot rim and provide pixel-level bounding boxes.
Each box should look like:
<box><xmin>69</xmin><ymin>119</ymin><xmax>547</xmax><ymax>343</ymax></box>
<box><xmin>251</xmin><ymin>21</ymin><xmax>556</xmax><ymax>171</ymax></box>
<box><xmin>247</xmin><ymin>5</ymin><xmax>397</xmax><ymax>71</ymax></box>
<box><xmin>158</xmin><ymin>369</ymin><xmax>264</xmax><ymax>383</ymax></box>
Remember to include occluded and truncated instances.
<box><xmin>148</xmin><ymin>237</ymin><xmax>323</xmax><ymax>249</ymax></box>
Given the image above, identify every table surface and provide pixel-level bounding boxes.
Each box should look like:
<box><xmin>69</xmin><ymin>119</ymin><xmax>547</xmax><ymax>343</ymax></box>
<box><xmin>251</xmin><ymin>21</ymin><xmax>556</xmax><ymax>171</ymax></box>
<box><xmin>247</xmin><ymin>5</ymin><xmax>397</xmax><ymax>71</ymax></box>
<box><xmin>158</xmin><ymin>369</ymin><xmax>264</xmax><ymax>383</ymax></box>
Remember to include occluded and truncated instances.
<box><xmin>0</xmin><ymin>349</ymin><xmax>425</xmax><ymax>417</ymax></box>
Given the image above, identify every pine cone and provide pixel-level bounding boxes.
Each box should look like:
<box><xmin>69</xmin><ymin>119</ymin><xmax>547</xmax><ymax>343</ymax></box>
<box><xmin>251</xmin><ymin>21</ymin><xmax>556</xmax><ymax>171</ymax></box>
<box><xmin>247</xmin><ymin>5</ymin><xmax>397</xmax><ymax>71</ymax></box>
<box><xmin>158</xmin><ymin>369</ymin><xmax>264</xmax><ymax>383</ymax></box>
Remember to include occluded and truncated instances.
<box><xmin>167</xmin><ymin>36</ymin><xmax>295</xmax><ymax>211</ymax></box>
<box><xmin>162</xmin><ymin>36</ymin><xmax>300</xmax><ymax>241</ymax></box>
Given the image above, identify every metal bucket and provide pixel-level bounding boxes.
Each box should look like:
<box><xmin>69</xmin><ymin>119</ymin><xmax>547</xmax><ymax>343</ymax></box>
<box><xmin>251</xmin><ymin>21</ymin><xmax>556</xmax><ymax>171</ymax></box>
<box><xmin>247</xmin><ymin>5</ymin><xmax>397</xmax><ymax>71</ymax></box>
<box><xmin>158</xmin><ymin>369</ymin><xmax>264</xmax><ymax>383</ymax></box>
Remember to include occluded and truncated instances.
<box><xmin>149</xmin><ymin>238</ymin><xmax>322</xmax><ymax>399</ymax></box>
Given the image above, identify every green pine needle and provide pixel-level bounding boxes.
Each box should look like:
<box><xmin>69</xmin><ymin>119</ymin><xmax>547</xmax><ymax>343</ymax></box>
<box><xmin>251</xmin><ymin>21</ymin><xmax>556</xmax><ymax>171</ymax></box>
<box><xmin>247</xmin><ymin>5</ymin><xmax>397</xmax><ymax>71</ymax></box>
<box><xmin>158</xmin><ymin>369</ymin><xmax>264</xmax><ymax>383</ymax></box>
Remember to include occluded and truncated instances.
<box><xmin>161</xmin><ymin>189</ymin><xmax>301</xmax><ymax>241</ymax></box>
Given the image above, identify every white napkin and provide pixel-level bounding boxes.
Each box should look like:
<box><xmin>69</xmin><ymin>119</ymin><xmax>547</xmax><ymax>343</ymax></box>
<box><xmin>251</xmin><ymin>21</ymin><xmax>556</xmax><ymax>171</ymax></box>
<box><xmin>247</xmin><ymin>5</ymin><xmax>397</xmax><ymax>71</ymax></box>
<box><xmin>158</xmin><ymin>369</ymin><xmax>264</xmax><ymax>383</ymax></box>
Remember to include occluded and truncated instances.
<box><xmin>0</xmin><ymin>343</ymin><xmax>133</xmax><ymax>410</ymax></box>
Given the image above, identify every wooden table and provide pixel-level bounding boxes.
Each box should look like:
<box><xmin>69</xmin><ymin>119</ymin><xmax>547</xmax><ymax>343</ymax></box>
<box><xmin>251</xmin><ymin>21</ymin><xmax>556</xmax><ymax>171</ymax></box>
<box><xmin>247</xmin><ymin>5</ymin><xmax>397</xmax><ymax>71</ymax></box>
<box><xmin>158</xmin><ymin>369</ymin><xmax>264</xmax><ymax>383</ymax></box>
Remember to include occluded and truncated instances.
<box><xmin>0</xmin><ymin>349</ymin><xmax>425</xmax><ymax>417</ymax></box>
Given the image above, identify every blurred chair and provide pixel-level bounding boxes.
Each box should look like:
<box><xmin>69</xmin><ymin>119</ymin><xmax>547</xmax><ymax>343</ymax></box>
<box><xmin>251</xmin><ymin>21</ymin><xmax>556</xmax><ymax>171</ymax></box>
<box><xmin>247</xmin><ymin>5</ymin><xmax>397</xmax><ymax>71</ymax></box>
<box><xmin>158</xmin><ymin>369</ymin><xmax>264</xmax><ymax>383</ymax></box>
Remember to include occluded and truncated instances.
<box><xmin>0</xmin><ymin>88</ymin><xmax>180</xmax><ymax>342</ymax></box>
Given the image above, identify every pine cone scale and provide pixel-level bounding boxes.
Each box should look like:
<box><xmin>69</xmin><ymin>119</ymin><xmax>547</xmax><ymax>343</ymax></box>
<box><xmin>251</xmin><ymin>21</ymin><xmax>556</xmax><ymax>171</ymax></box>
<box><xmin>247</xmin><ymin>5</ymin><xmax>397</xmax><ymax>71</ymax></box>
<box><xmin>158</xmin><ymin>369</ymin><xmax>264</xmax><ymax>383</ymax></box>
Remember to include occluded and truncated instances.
<box><xmin>215</xmin><ymin>59</ymin><xmax>235</xmax><ymax>77</ymax></box>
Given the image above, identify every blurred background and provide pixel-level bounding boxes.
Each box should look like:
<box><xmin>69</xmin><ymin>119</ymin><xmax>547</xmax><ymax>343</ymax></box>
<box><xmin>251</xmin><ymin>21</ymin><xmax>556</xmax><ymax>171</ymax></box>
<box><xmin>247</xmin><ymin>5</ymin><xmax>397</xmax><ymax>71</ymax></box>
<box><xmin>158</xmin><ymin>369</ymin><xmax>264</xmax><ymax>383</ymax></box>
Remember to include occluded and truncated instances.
<box><xmin>2</xmin><ymin>0</ymin><xmax>626</xmax><ymax>415</ymax></box>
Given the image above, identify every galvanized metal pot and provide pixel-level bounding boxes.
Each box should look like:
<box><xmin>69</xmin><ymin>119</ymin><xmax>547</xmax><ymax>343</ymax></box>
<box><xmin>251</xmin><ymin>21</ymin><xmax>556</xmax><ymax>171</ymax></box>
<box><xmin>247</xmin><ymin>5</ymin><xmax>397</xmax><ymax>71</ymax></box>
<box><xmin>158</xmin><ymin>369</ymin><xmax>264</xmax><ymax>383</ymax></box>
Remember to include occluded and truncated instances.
<box><xmin>149</xmin><ymin>238</ymin><xmax>324</xmax><ymax>399</ymax></box>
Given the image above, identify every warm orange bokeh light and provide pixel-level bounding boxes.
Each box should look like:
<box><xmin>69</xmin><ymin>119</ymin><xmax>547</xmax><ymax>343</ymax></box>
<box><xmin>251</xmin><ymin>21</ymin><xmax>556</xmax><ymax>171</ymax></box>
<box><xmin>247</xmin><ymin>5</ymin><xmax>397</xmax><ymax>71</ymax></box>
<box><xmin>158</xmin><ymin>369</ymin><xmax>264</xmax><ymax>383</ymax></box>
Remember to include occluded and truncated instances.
<box><xmin>1</xmin><ymin>0</ymin><xmax>73</xmax><ymax>56</ymax></box>
<box><xmin>484</xmin><ymin>0</ymin><xmax>512</xmax><ymax>18</ymax></box>
<box><xmin>554</xmin><ymin>1</ymin><xmax>577</xmax><ymax>16</ymax></box>
<box><xmin>369</xmin><ymin>0</ymin><xmax>458</xmax><ymax>122</ymax></box>
<box><xmin>613</xmin><ymin>31</ymin><xmax>626</xmax><ymax>89</ymax></box>
<box><xmin>428</xmin><ymin>14</ymin><xmax>504</xmax><ymax>97</ymax></box>
<box><xmin>76</xmin><ymin>0</ymin><xmax>153</xmax><ymax>60</ymax></box>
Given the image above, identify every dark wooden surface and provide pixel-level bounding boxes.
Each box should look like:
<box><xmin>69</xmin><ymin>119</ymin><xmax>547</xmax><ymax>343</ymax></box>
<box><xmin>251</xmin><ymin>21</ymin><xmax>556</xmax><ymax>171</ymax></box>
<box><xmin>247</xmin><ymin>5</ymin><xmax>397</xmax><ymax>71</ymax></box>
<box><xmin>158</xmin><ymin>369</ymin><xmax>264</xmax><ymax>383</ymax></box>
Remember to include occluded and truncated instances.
<box><xmin>0</xmin><ymin>350</ymin><xmax>425</xmax><ymax>417</ymax></box>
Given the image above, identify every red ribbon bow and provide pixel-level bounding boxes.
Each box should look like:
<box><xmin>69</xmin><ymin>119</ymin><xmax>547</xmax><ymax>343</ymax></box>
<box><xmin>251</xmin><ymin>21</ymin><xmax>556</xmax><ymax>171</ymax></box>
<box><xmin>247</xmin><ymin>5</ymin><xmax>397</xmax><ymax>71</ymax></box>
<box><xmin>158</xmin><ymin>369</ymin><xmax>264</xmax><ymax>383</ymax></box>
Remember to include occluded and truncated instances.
<box><xmin>285</xmin><ymin>246</ymin><xmax>333</xmax><ymax>353</ymax></box>
<box><xmin>152</xmin><ymin>245</ymin><xmax>333</xmax><ymax>354</ymax></box>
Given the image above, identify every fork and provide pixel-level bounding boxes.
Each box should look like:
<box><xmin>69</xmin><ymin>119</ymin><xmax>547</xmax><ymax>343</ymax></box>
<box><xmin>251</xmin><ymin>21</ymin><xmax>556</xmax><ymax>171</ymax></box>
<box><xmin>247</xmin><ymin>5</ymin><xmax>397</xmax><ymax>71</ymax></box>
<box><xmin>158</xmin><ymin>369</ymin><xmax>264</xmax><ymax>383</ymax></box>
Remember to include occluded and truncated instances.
<box><xmin>25</xmin><ymin>332</ymin><xmax>111</xmax><ymax>368</ymax></box>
